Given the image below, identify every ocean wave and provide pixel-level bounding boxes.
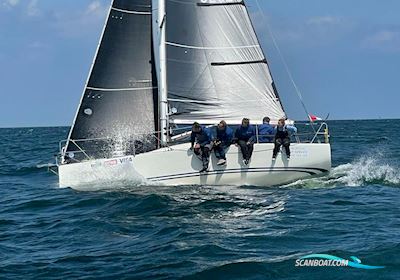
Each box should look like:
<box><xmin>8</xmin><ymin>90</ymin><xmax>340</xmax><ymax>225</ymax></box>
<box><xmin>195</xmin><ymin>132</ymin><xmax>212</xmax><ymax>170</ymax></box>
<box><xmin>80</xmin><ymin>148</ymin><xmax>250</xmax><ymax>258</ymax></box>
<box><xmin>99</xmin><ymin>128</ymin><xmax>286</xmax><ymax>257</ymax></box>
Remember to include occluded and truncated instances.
<box><xmin>332</xmin><ymin>157</ymin><xmax>399</xmax><ymax>186</ymax></box>
<box><xmin>0</xmin><ymin>162</ymin><xmax>56</xmax><ymax>176</ymax></box>
<box><xmin>283</xmin><ymin>152</ymin><xmax>400</xmax><ymax>188</ymax></box>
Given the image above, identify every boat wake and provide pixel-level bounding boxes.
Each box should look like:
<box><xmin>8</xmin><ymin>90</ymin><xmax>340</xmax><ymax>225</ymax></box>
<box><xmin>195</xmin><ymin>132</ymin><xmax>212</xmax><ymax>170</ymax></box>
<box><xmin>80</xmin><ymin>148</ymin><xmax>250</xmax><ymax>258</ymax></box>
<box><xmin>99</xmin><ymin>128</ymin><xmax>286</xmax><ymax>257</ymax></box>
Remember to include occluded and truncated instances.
<box><xmin>283</xmin><ymin>153</ymin><xmax>400</xmax><ymax>189</ymax></box>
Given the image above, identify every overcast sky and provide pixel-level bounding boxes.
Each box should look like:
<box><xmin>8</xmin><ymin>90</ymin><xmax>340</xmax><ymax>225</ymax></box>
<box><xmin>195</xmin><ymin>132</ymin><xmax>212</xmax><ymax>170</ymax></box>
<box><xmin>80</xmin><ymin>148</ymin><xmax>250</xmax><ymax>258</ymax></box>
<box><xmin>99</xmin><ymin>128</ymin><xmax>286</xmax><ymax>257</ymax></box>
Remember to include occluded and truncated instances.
<box><xmin>0</xmin><ymin>0</ymin><xmax>399</xmax><ymax>127</ymax></box>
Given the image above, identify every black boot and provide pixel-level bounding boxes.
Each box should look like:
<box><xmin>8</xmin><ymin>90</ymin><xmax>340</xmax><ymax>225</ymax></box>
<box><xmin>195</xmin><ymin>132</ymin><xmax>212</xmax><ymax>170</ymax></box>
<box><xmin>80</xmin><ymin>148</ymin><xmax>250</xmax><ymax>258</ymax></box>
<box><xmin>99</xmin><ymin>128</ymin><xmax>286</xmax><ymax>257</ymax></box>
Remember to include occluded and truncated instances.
<box><xmin>199</xmin><ymin>166</ymin><xmax>208</xmax><ymax>173</ymax></box>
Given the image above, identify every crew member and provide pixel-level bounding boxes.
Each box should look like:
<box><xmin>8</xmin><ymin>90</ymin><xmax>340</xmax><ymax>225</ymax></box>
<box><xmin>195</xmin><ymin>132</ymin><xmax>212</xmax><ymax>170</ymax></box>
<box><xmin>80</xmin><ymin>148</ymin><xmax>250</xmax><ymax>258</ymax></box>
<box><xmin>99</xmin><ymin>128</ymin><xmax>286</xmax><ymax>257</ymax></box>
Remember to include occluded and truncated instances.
<box><xmin>273</xmin><ymin>118</ymin><xmax>297</xmax><ymax>160</ymax></box>
<box><xmin>233</xmin><ymin>118</ymin><xmax>256</xmax><ymax>165</ymax></box>
<box><xmin>190</xmin><ymin>122</ymin><xmax>213</xmax><ymax>172</ymax></box>
<box><xmin>213</xmin><ymin>120</ymin><xmax>233</xmax><ymax>165</ymax></box>
<box><xmin>258</xmin><ymin>117</ymin><xmax>274</xmax><ymax>143</ymax></box>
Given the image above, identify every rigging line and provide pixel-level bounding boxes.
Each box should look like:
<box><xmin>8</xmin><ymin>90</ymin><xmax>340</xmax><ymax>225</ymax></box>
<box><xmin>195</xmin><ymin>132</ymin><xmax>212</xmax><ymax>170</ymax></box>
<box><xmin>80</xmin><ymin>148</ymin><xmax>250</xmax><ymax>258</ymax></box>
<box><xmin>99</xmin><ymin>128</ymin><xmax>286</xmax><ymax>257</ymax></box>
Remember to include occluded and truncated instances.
<box><xmin>255</xmin><ymin>0</ymin><xmax>315</xmax><ymax>127</ymax></box>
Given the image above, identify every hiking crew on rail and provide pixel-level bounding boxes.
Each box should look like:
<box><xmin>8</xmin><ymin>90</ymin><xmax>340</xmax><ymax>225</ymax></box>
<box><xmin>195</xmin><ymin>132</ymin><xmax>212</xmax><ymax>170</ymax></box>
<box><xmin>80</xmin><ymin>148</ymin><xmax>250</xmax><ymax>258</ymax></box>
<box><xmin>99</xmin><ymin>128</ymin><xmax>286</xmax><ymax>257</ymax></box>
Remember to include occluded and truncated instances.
<box><xmin>272</xmin><ymin>118</ymin><xmax>297</xmax><ymax>160</ymax></box>
<box><xmin>212</xmin><ymin>120</ymin><xmax>234</xmax><ymax>166</ymax></box>
<box><xmin>190</xmin><ymin>122</ymin><xmax>213</xmax><ymax>173</ymax></box>
<box><xmin>190</xmin><ymin>117</ymin><xmax>297</xmax><ymax>172</ymax></box>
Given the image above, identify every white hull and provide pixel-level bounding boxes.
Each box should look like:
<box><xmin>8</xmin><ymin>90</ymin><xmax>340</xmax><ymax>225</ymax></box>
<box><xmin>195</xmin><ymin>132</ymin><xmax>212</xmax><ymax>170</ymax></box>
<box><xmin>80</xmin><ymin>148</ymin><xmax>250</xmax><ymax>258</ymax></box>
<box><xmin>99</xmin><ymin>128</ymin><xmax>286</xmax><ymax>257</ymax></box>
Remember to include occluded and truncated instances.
<box><xmin>58</xmin><ymin>143</ymin><xmax>331</xmax><ymax>190</ymax></box>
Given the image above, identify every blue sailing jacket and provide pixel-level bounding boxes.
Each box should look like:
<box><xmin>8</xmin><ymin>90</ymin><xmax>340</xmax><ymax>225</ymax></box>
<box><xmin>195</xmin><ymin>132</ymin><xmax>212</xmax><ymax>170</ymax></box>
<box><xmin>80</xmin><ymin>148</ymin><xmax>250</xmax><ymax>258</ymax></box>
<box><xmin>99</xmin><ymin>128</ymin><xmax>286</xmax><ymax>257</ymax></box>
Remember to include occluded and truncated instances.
<box><xmin>234</xmin><ymin>125</ymin><xmax>256</xmax><ymax>143</ymax></box>
<box><xmin>258</xmin><ymin>124</ymin><xmax>275</xmax><ymax>143</ymax></box>
<box><xmin>212</xmin><ymin>126</ymin><xmax>234</xmax><ymax>147</ymax></box>
<box><xmin>191</xmin><ymin>127</ymin><xmax>212</xmax><ymax>146</ymax></box>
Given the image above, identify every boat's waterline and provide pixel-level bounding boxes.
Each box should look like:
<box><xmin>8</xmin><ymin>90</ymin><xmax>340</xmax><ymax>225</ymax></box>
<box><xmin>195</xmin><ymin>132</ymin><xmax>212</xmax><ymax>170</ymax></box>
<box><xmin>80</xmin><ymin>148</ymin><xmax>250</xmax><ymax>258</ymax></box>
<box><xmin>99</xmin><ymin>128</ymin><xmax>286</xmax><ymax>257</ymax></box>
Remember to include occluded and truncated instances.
<box><xmin>59</xmin><ymin>143</ymin><xmax>331</xmax><ymax>190</ymax></box>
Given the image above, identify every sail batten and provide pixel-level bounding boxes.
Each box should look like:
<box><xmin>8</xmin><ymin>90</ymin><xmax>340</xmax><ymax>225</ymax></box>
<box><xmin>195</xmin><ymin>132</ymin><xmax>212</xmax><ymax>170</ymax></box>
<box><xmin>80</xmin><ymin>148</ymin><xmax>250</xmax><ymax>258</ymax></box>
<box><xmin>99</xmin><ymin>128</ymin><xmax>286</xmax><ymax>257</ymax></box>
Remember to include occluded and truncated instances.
<box><xmin>111</xmin><ymin>7</ymin><xmax>151</xmax><ymax>14</ymax></box>
<box><xmin>197</xmin><ymin>1</ymin><xmax>245</xmax><ymax>7</ymax></box>
<box><xmin>166</xmin><ymin>41</ymin><xmax>260</xmax><ymax>50</ymax></box>
<box><xmin>86</xmin><ymin>86</ymin><xmax>158</xmax><ymax>92</ymax></box>
<box><xmin>211</xmin><ymin>59</ymin><xmax>267</xmax><ymax>66</ymax></box>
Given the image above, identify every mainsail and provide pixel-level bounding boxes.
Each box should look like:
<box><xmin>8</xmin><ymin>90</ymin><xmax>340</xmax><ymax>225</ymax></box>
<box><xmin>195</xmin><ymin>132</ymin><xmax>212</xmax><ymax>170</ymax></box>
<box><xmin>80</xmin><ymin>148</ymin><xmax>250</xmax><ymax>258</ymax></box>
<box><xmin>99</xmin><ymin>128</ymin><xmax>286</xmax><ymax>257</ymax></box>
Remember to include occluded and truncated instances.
<box><xmin>165</xmin><ymin>0</ymin><xmax>286</xmax><ymax>125</ymax></box>
<box><xmin>65</xmin><ymin>0</ymin><xmax>158</xmax><ymax>160</ymax></box>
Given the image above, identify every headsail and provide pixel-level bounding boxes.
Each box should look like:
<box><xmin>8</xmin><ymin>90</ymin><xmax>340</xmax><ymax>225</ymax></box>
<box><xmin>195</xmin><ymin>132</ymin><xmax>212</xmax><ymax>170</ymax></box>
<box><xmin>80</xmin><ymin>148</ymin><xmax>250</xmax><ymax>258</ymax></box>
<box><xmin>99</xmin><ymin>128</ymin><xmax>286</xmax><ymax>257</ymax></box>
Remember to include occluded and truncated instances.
<box><xmin>65</xmin><ymin>0</ymin><xmax>158</xmax><ymax>160</ymax></box>
<box><xmin>166</xmin><ymin>0</ymin><xmax>286</xmax><ymax>125</ymax></box>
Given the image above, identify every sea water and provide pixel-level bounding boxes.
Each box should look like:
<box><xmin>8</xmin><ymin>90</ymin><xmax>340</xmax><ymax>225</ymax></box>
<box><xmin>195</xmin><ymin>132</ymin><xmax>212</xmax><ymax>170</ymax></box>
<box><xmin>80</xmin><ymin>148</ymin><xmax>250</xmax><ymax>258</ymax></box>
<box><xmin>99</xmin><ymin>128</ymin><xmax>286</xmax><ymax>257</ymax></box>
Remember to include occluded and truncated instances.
<box><xmin>0</xmin><ymin>120</ymin><xmax>399</xmax><ymax>279</ymax></box>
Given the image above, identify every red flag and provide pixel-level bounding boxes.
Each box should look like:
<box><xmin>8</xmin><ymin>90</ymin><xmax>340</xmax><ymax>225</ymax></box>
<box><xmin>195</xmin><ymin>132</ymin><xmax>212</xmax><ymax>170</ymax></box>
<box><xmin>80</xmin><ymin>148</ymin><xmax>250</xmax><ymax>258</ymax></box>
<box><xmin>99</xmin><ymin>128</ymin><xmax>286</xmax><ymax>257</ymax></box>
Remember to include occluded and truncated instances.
<box><xmin>309</xmin><ymin>114</ymin><xmax>322</xmax><ymax>122</ymax></box>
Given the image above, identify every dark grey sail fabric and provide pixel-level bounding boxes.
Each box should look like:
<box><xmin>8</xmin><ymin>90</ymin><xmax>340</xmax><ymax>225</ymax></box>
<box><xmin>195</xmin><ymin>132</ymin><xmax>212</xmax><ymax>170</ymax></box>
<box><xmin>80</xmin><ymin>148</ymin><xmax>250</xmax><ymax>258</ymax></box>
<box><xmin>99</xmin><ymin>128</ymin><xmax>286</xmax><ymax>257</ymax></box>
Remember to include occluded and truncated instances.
<box><xmin>166</xmin><ymin>0</ymin><xmax>286</xmax><ymax>125</ymax></box>
<box><xmin>65</xmin><ymin>0</ymin><xmax>158</xmax><ymax>161</ymax></box>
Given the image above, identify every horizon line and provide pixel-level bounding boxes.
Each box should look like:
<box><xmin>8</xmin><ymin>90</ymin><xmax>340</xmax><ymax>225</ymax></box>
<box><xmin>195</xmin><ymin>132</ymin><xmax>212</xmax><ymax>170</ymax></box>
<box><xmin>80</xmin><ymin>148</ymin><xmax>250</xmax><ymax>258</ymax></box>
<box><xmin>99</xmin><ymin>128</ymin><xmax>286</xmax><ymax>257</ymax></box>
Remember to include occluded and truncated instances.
<box><xmin>1</xmin><ymin>117</ymin><xmax>399</xmax><ymax>129</ymax></box>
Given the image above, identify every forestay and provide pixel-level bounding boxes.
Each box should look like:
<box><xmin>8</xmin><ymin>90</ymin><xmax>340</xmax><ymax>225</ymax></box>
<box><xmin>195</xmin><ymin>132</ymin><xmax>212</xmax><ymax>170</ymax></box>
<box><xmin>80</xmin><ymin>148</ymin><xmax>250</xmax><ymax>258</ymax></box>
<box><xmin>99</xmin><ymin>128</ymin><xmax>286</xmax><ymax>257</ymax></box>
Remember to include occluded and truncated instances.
<box><xmin>65</xmin><ymin>0</ymin><xmax>158</xmax><ymax>160</ymax></box>
<box><xmin>166</xmin><ymin>0</ymin><xmax>286</xmax><ymax>125</ymax></box>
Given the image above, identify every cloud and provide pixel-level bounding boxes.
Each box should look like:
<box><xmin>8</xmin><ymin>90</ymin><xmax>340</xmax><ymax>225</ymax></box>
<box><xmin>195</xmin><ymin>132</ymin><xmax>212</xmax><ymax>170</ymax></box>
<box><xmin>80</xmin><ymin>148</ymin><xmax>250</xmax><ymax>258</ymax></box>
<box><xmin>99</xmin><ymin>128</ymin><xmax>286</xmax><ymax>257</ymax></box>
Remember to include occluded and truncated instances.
<box><xmin>51</xmin><ymin>1</ymin><xmax>108</xmax><ymax>38</ymax></box>
<box><xmin>251</xmin><ymin>12</ymin><xmax>356</xmax><ymax>49</ymax></box>
<box><xmin>6</xmin><ymin>0</ymin><xmax>19</xmax><ymax>6</ymax></box>
<box><xmin>28</xmin><ymin>41</ymin><xmax>49</xmax><ymax>49</ymax></box>
<box><xmin>1</xmin><ymin>0</ymin><xmax>40</xmax><ymax>16</ymax></box>
<box><xmin>85</xmin><ymin>1</ymin><xmax>107</xmax><ymax>18</ymax></box>
<box><xmin>1</xmin><ymin>0</ymin><xmax>19</xmax><ymax>9</ymax></box>
<box><xmin>24</xmin><ymin>40</ymin><xmax>52</xmax><ymax>61</ymax></box>
<box><xmin>26</xmin><ymin>0</ymin><xmax>39</xmax><ymax>17</ymax></box>
<box><xmin>362</xmin><ymin>30</ymin><xmax>400</xmax><ymax>52</ymax></box>
<box><xmin>307</xmin><ymin>16</ymin><xmax>343</xmax><ymax>26</ymax></box>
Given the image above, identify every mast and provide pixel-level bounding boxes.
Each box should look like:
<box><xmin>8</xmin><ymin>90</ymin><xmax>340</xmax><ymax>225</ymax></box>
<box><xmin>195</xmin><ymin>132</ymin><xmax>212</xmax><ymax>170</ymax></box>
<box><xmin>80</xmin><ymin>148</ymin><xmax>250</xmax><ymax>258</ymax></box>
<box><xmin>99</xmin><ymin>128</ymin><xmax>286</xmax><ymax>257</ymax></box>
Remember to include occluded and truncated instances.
<box><xmin>158</xmin><ymin>0</ymin><xmax>169</xmax><ymax>146</ymax></box>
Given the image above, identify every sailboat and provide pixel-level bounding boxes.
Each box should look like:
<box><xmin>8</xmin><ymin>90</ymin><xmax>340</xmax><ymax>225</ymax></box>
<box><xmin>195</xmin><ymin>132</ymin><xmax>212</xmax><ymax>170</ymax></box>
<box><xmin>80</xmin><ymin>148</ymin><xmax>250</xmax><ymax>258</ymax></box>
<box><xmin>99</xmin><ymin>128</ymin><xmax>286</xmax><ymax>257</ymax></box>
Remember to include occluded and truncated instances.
<box><xmin>57</xmin><ymin>0</ymin><xmax>331</xmax><ymax>189</ymax></box>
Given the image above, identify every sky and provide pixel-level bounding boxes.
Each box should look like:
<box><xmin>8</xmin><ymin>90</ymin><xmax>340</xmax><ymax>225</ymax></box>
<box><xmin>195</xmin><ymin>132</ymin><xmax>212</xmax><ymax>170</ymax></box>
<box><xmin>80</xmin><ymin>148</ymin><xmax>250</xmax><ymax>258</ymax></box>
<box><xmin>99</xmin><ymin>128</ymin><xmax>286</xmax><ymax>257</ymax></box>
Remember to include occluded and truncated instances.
<box><xmin>0</xmin><ymin>0</ymin><xmax>399</xmax><ymax>127</ymax></box>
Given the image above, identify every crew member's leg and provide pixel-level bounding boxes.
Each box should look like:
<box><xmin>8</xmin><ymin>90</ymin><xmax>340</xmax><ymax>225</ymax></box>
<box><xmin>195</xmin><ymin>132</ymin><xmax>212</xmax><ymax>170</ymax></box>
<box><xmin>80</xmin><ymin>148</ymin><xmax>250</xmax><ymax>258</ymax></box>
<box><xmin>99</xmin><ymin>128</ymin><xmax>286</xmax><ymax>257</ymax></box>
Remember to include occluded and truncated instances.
<box><xmin>219</xmin><ymin>145</ymin><xmax>228</xmax><ymax>160</ymax></box>
<box><xmin>200</xmin><ymin>145</ymin><xmax>211</xmax><ymax>171</ymax></box>
<box><xmin>238</xmin><ymin>140</ymin><xmax>249</xmax><ymax>160</ymax></box>
<box><xmin>283</xmin><ymin>137</ymin><xmax>291</xmax><ymax>158</ymax></box>
<box><xmin>194</xmin><ymin>143</ymin><xmax>201</xmax><ymax>156</ymax></box>
<box><xmin>214</xmin><ymin>145</ymin><xmax>223</xmax><ymax>159</ymax></box>
<box><xmin>215</xmin><ymin>145</ymin><xmax>228</xmax><ymax>165</ymax></box>
<box><xmin>247</xmin><ymin>143</ymin><xmax>254</xmax><ymax>160</ymax></box>
<box><xmin>273</xmin><ymin>138</ymin><xmax>283</xmax><ymax>158</ymax></box>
